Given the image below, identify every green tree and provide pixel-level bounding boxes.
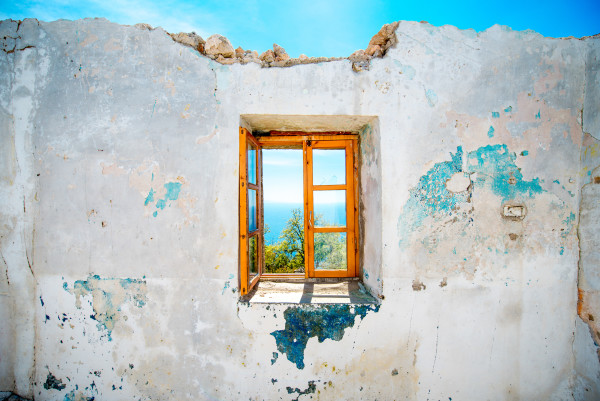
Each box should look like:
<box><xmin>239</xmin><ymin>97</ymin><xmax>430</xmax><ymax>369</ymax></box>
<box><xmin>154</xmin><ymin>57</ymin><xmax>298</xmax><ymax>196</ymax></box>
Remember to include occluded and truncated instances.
<box><xmin>264</xmin><ymin>208</ymin><xmax>347</xmax><ymax>273</ymax></box>
<box><xmin>265</xmin><ymin>209</ymin><xmax>305</xmax><ymax>273</ymax></box>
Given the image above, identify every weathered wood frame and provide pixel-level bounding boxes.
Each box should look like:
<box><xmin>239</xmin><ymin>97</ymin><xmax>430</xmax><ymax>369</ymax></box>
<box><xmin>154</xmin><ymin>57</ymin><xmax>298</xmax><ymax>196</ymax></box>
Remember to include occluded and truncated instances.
<box><xmin>240</xmin><ymin>130</ymin><xmax>359</xmax><ymax>295</ymax></box>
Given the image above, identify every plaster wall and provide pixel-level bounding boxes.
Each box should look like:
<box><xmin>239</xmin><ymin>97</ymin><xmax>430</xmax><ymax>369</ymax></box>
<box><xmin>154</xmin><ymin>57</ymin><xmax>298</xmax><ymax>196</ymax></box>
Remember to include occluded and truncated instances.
<box><xmin>0</xmin><ymin>17</ymin><xmax>598</xmax><ymax>400</ymax></box>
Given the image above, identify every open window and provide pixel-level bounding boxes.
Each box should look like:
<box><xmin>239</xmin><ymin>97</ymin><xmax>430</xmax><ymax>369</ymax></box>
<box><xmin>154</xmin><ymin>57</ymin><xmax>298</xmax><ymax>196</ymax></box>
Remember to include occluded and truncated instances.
<box><xmin>239</xmin><ymin>128</ymin><xmax>359</xmax><ymax>296</ymax></box>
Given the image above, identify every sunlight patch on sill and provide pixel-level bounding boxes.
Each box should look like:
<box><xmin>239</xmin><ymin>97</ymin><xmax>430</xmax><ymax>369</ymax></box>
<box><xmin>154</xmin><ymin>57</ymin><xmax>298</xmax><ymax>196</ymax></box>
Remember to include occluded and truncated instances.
<box><xmin>245</xmin><ymin>280</ymin><xmax>378</xmax><ymax>304</ymax></box>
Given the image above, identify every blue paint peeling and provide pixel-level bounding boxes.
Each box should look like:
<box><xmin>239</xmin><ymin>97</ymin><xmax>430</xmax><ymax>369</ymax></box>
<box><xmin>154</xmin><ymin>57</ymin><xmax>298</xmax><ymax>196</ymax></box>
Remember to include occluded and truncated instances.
<box><xmin>492</xmin><ymin>112</ymin><xmax>500</xmax><ymax>118</ymax></box>
<box><xmin>44</xmin><ymin>373</ymin><xmax>66</xmax><ymax>391</ymax></box>
<box><xmin>69</xmin><ymin>275</ymin><xmax>147</xmax><ymax>340</ymax></box>
<box><xmin>487</xmin><ymin>126</ymin><xmax>495</xmax><ymax>138</ymax></box>
<box><xmin>425</xmin><ymin>89</ymin><xmax>438</xmax><ymax>107</ymax></box>
<box><xmin>144</xmin><ymin>188</ymin><xmax>155</xmax><ymax>206</ymax></box>
<box><xmin>562</xmin><ymin>212</ymin><xmax>576</xmax><ymax>238</ymax></box>
<box><xmin>271</xmin><ymin>352</ymin><xmax>279</xmax><ymax>365</ymax></box>
<box><xmin>271</xmin><ymin>304</ymin><xmax>379</xmax><ymax>369</ymax></box>
<box><xmin>467</xmin><ymin>145</ymin><xmax>543</xmax><ymax>201</ymax></box>
<box><xmin>521</xmin><ymin>150</ymin><xmax>529</xmax><ymax>156</ymax></box>
<box><xmin>286</xmin><ymin>381</ymin><xmax>316</xmax><ymax>400</ymax></box>
<box><xmin>63</xmin><ymin>391</ymin><xmax>94</xmax><ymax>401</ymax></box>
<box><xmin>222</xmin><ymin>281</ymin><xmax>230</xmax><ymax>295</ymax></box>
<box><xmin>535</xmin><ymin>110</ymin><xmax>541</xmax><ymax>119</ymax></box>
<box><xmin>149</xmin><ymin>182</ymin><xmax>182</xmax><ymax>217</ymax></box>
<box><xmin>398</xmin><ymin>147</ymin><xmax>468</xmax><ymax>246</ymax></box>
<box><xmin>398</xmin><ymin>144</ymin><xmax>544</xmax><ymax>247</ymax></box>
<box><xmin>504</xmin><ymin>106</ymin><xmax>512</xmax><ymax>113</ymax></box>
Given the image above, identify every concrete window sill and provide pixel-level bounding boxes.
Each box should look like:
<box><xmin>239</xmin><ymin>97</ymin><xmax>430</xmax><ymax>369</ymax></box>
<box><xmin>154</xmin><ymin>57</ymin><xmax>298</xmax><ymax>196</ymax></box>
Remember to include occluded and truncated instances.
<box><xmin>242</xmin><ymin>279</ymin><xmax>378</xmax><ymax>304</ymax></box>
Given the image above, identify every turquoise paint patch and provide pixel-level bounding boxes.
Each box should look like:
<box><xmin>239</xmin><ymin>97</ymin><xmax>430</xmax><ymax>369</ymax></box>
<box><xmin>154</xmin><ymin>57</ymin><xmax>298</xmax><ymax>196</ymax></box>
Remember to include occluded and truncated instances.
<box><xmin>560</xmin><ymin>247</ymin><xmax>564</xmax><ymax>255</ymax></box>
<box><xmin>492</xmin><ymin>112</ymin><xmax>500</xmax><ymax>118</ymax></box>
<box><xmin>467</xmin><ymin>144</ymin><xmax>543</xmax><ymax>201</ymax></box>
<box><xmin>553</xmin><ymin>179</ymin><xmax>560</xmax><ymax>184</ymax></box>
<box><xmin>521</xmin><ymin>150</ymin><xmax>529</xmax><ymax>156</ymax></box>
<box><xmin>271</xmin><ymin>352</ymin><xmax>279</xmax><ymax>365</ymax></box>
<box><xmin>487</xmin><ymin>126</ymin><xmax>495</xmax><ymax>138</ymax></box>
<box><xmin>152</xmin><ymin>211</ymin><xmax>158</xmax><ymax>218</ymax></box>
<box><xmin>504</xmin><ymin>106</ymin><xmax>512</xmax><ymax>113</ymax></box>
<box><xmin>562</xmin><ymin>212</ymin><xmax>576</xmax><ymax>238</ymax></box>
<box><xmin>164</xmin><ymin>182</ymin><xmax>182</xmax><ymax>200</ymax></box>
<box><xmin>69</xmin><ymin>275</ymin><xmax>147</xmax><ymax>340</ymax></box>
<box><xmin>222</xmin><ymin>281</ymin><xmax>230</xmax><ymax>295</ymax></box>
<box><xmin>425</xmin><ymin>89</ymin><xmax>438</xmax><ymax>107</ymax></box>
<box><xmin>152</xmin><ymin>182</ymin><xmax>182</xmax><ymax>216</ymax></box>
<box><xmin>271</xmin><ymin>304</ymin><xmax>379</xmax><ymax>369</ymax></box>
<box><xmin>398</xmin><ymin>147</ymin><xmax>468</xmax><ymax>247</ymax></box>
<box><xmin>535</xmin><ymin>110</ymin><xmax>541</xmax><ymax>119</ymax></box>
<box><xmin>398</xmin><ymin>144</ymin><xmax>545</xmax><ymax>247</ymax></box>
<box><xmin>144</xmin><ymin>188</ymin><xmax>155</xmax><ymax>206</ymax></box>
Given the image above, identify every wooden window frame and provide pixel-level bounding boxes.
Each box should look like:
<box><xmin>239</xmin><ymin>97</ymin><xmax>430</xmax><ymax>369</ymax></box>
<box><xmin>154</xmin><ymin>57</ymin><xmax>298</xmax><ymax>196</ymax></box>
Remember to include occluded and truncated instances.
<box><xmin>239</xmin><ymin>129</ymin><xmax>359</xmax><ymax>295</ymax></box>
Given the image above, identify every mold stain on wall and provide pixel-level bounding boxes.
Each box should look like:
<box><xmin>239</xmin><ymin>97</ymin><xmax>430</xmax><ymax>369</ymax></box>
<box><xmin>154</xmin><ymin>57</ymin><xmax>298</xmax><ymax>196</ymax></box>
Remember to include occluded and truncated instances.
<box><xmin>65</xmin><ymin>275</ymin><xmax>147</xmax><ymax>340</ymax></box>
<box><xmin>270</xmin><ymin>304</ymin><xmax>379</xmax><ymax>369</ymax></box>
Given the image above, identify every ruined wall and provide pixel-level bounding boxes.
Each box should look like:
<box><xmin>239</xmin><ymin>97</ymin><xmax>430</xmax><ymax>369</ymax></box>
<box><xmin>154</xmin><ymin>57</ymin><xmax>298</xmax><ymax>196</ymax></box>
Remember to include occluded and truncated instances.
<box><xmin>574</xmin><ymin>37</ymin><xmax>600</xmax><ymax>400</ymax></box>
<box><xmin>0</xmin><ymin>17</ymin><xmax>598</xmax><ymax>400</ymax></box>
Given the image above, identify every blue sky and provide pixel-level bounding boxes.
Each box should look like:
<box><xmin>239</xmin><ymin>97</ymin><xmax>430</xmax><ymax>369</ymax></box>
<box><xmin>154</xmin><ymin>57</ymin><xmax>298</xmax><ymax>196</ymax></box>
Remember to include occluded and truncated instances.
<box><xmin>1</xmin><ymin>0</ymin><xmax>598</xmax><ymax>57</ymax></box>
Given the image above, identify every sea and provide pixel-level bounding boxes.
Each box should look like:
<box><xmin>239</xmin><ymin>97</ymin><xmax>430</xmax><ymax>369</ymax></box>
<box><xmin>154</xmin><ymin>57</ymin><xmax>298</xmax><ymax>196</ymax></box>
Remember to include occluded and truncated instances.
<box><xmin>264</xmin><ymin>202</ymin><xmax>346</xmax><ymax>244</ymax></box>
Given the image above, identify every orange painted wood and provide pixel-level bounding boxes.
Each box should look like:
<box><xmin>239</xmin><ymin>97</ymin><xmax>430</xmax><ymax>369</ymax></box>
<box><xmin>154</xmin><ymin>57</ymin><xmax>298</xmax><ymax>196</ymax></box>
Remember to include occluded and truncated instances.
<box><xmin>258</xmin><ymin>135</ymin><xmax>357</xmax><ymax>145</ymax></box>
<box><xmin>345</xmin><ymin>139</ymin><xmax>356</xmax><ymax>277</ymax></box>
<box><xmin>312</xmin><ymin>184</ymin><xmax>346</xmax><ymax>191</ymax></box>
<box><xmin>239</xmin><ymin>127</ymin><xmax>249</xmax><ymax>295</ymax></box>
<box><xmin>239</xmin><ymin>128</ymin><xmax>263</xmax><ymax>295</ymax></box>
<box><xmin>352</xmin><ymin>139</ymin><xmax>360</xmax><ymax>277</ymax></box>
<box><xmin>268</xmin><ymin>130</ymin><xmax>355</xmax><ymax>136</ymax></box>
<box><xmin>307</xmin><ymin>139</ymin><xmax>358</xmax><ymax>279</ymax></box>
<box><xmin>312</xmin><ymin>226</ymin><xmax>346</xmax><ymax>233</ymax></box>
<box><xmin>242</xmin><ymin>129</ymin><xmax>360</xmax><ymax>287</ymax></box>
<box><xmin>303</xmin><ymin>140</ymin><xmax>310</xmax><ymax>279</ymax></box>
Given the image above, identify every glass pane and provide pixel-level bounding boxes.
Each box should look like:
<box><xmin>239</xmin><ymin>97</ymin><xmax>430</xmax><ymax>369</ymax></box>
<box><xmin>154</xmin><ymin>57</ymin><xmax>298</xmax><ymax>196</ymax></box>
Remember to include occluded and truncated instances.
<box><xmin>262</xmin><ymin>149</ymin><xmax>305</xmax><ymax>274</ymax></box>
<box><xmin>249</xmin><ymin>235</ymin><xmax>258</xmax><ymax>280</ymax></box>
<box><xmin>248</xmin><ymin>143</ymin><xmax>257</xmax><ymax>185</ymax></box>
<box><xmin>248</xmin><ymin>189</ymin><xmax>257</xmax><ymax>232</ymax></box>
<box><xmin>314</xmin><ymin>232</ymin><xmax>347</xmax><ymax>270</ymax></box>
<box><xmin>313</xmin><ymin>149</ymin><xmax>345</xmax><ymax>185</ymax></box>
<box><xmin>314</xmin><ymin>190</ymin><xmax>346</xmax><ymax>227</ymax></box>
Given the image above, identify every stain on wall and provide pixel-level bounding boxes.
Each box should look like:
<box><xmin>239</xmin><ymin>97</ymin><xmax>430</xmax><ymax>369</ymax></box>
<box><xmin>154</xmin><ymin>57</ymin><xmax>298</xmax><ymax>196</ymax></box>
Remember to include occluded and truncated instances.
<box><xmin>271</xmin><ymin>304</ymin><xmax>379</xmax><ymax>369</ymax></box>
<box><xmin>66</xmin><ymin>275</ymin><xmax>147</xmax><ymax>340</ymax></box>
<box><xmin>398</xmin><ymin>144</ymin><xmax>546</xmax><ymax>247</ymax></box>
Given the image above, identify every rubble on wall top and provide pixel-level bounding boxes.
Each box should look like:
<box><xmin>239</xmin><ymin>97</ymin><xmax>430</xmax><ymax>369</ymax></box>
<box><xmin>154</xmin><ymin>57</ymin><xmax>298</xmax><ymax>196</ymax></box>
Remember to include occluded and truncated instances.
<box><xmin>158</xmin><ymin>21</ymin><xmax>400</xmax><ymax>71</ymax></box>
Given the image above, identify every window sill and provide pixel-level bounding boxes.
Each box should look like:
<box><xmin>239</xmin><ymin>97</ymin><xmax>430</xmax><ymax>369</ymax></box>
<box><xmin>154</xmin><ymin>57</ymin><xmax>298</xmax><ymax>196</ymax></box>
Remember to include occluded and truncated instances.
<box><xmin>241</xmin><ymin>278</ymin><xmax>378</xmax><ymax>305</ymax></box>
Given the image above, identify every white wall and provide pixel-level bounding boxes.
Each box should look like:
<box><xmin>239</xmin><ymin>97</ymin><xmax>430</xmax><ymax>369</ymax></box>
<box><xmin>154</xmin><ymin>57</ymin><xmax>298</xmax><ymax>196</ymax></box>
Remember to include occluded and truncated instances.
<box><xmin>0</xmin><ymin>17</ymin><xmax>598</xmax><ymax>400</ymax></box>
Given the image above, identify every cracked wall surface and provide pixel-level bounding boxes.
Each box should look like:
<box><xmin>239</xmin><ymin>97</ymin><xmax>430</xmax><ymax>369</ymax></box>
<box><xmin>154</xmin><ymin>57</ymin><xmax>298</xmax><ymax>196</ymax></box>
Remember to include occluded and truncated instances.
<box><xmin>574</xmin><ymin>36</ymin><xmax>600</xmax><ymax>400</ymax></box>
<box><xmin>0</xmin><ymin>17</ymin><xmax>598</xmax><ymax>400</ymax></box>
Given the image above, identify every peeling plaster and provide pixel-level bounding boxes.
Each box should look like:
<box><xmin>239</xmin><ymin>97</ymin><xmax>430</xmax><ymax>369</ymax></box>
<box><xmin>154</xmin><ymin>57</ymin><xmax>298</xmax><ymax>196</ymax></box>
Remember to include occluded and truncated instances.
<box><xmin>271</xmin><ymin>304</ymin><xmax>379</xmax><ymax>369</ymax></box>
<box><xmin>66</xmin><ymin>275</ymin><xmax>147</xmax><ymax>340</ymax></box>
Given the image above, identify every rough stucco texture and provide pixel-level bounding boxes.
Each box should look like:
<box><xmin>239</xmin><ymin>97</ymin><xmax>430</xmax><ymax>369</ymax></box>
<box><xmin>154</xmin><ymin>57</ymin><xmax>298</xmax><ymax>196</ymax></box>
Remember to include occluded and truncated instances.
<box><xmin>0</xmin><ymin>17</ymin><xmax>599</xmax><ymax>400</ymax></box>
